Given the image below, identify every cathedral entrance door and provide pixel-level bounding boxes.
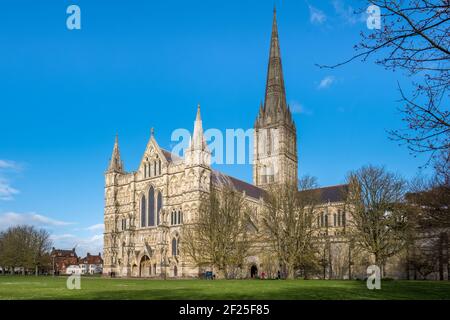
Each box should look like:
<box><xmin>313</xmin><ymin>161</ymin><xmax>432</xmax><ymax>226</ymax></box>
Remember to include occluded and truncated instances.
<box><xmin>250</xmin><ymin>265</ymin><xmax>258</xmax><ymax>278</ymax></box>
<box><xmin>139</xmin><ymin>255</ymin><xmax>151</xmax><ymax>277</ymax></box>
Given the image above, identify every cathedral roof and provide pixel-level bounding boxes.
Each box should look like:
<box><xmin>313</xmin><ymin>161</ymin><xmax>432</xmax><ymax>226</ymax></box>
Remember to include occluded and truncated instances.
<box><xmin>211</xmin><ymin>171</ymin><xmax>265</xmax><ymax>200</ymax></box>
<box><xmin>161</xmin><ymin>149</ymin><xmax>180</xmax><ymax>163</ymax></box>
<box><xmin>212</xmin><ymin>170</ymin><xmax>347</xmax><ymax>204</ymax></box>
<box><xmin>301</xmin><ymin>184</ymin><xmax>348</xmax><ymax>204</ymax></box>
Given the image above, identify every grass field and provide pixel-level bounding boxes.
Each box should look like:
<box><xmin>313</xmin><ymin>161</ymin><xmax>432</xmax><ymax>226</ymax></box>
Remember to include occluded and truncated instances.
<box><xmin>0</xmin><ymin>276</ymin><xmax>449</xmax><ymax>300</ymax></box>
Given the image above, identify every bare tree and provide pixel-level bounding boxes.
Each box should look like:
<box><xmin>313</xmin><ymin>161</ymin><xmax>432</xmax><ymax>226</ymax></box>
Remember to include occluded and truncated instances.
<box><xmin>345</xmin><ymin>165</ymin><xmax>408</xmax><ymax>276</ymax></box>
<box><xmin>0</xmin><ymin>225</ymin><xmax>52</xmax><ymax>275</ymax></box>
<box><xmin>319</xmin><ymin>0</ymin><xmax>449</xmax><ymax>165</ymax></box>
<box><xmin>261</xmin><ymin>178</ymin><xmax>320</xmax><ymax>279</ymax></box>
<box><xmin>406</xmin><ymin>171</ymin><xmax>450</xmax><ymax>279</ymax></box>
<box><xmin>30</xmin><ymin>228</ymin><xmax>52</xmax><ymax>276</ymax></box>
<box><xmin>181</xmin><ymin>183</ymin><xmax>253</xmax><ymax>279</ymax></box>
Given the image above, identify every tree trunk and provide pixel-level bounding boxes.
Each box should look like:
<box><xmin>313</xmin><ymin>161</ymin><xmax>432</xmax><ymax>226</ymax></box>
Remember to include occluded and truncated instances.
<box><xmin>406</xmin><ymin>245</ymin><xmax>410</xmax><ymax>280</ymax></box>
<box><xmin>348</xmin><ymin>242</ymin><xmax>352</xmax><ymax>280</ymax></box>
<box><xmin>328</xmin><ymin>242</ymin><xmax>333</xmax><ymax>280</ymax></box>
<box><xmin>35</xmin><ymin>265</ymin><xmax>38</xmax><ymax>276</ymax></box>
<box><xmin>439</xmin><ymin>232</ymin><xmax>444</xmax><ymax>281</ymax></box>
<box><xmin>286</xmin><ymin>265</ymin><xmax>295</xmax><ymax>280</ymax></box>
<box><xmin>444</xmin><ymin>232</ymin><xmax>449</xmax><ymax>281</ymax></box>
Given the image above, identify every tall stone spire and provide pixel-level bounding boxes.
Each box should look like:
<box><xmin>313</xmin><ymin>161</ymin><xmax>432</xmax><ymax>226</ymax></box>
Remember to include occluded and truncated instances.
<box><xmin>107</xmin><ymin>134</ymin><xmax>124</xmax><ymax>173</ymax></box>
<box><xmin>253</xmin><ymin>9</ymin><xmax>298</xmax><ymax>188</ymax></box>
<box><xmin>186</xmin><ymin>104</ymin><xmax>210</xmax><ymax>167</ymax></box>
<box><xmin>263</xmin><ymin>7</ymin><xmax>288</xmax><ymax>119</ymax></box>
<box><xmin>190</xmin><ymin>104</ymin><xmax>207</xmax><ymax>151</ymax></box>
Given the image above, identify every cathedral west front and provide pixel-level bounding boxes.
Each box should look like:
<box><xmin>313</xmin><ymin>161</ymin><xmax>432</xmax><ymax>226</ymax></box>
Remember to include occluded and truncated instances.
<box><xmin>103</xmin><ymin>9</ymin><xmax>349</xmax><ymax>279</ymax></box>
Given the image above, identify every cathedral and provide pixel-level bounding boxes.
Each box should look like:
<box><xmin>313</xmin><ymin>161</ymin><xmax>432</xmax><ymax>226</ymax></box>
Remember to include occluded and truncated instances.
<box><xmin>103</xmin><ymin>9</ymin><xmax>349</xmax><ymax>279</ymax></box>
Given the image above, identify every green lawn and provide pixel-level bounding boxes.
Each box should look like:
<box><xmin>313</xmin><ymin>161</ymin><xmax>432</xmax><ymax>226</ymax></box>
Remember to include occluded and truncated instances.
<box><xmin>0</xmin><ymin>276</ymin><xmax>449</xmax><ymax>300</ymax></box>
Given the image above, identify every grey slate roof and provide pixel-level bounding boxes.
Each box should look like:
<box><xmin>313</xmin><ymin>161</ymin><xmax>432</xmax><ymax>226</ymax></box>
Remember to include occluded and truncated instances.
<box><xmin>212</xmin><ymin>170</ymin><xmax>347</xmax><ymax>204</ymax></box>
<box><xmin>211</xmin><ymin>171</ymin><xmax>265</xmax><ymax>200</ymax></box>
<box><xmin>303</xmin><ymin>184</ymin><xmax>348</xmax><ymax>203</ymax></box>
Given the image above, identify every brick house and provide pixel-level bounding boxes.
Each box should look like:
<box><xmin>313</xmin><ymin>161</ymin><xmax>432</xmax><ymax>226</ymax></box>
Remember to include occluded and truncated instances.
<box><xmin>78</xmin><ymin>253</ymin><xmax>103</xmax><ymax>274</ymax></box>
<box><xmin>50</xmin><ymin>247</ymin><xmax>78</xmax><ymax>275</ymax></box>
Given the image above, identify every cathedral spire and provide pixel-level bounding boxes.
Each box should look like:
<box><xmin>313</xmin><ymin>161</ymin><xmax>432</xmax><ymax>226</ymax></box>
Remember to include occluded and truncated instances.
<box><xmin>253</xmin><ymin>9</ymin><xmax>298</xmax><ymax>188</ymax></box>
<box><xmin>107</xmin><ymin>134</ymin><xmax>124</xmax><ymax>173</ymax></box>
<box><xmin>186</xmin><ymin>104</ymin><xmax>210</xmax><ymax>166</ymax></box>
<box><xmin>263</xmin><ymin>8</ymin><xmax>289</xmax><ymax>119</ymax></box>
<box><xmin>191</xmin><ymin>104</ymin><xmax>207</xmax><ymax>151</ymax></box>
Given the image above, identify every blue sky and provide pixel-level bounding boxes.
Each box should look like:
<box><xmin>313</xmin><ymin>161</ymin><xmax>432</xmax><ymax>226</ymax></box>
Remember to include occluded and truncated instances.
<box><xmin>0</xmin><ymin>0</ymin><xmax>431</xmax><ymax>255</ymax></box>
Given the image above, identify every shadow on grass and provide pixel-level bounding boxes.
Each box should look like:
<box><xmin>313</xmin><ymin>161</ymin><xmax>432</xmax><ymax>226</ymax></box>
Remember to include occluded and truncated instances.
<box><xmin>1</xmin><ymin>277</ymin><xmax>450</xmax><ymax>300</ymax></box>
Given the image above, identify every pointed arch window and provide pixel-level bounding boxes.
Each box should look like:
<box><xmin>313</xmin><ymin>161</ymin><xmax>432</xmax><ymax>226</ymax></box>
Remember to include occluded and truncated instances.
<box><xmin>157</xmin><ymin>191</ymin><xmax>162</xmax><ymax>225</ymax></box>
<box><xmin>148</xmin><ymin>187</ymin><xmax>155</xmax><ymax>226</ymax></box>
<box><xmin>172</xmin><ymin>237</ymin><xmax>178</xmax><ymax>256</ymax></box>
<box><xmin>141</xmin><ymin>195</ymin><xmax>146</xmax><ymax>227</ymax></box>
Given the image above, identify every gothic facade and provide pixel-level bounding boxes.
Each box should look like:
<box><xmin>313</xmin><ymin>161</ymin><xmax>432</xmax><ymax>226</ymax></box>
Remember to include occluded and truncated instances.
<box><xmin>103</xmin><ymin>10</ymin><xmax>349</xmax><ymax>279</ymax></box>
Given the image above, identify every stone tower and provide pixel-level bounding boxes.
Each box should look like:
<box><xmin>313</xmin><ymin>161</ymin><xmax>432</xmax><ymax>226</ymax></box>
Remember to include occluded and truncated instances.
<box><xmin>104</xmin><ymin>134</ymin><xmax>125</xmax><ymax>273</ymax></box>
<box><xmin>253</xmin><ymin>8</ymin><xmax>298</xmax><ymax>189</ymax></box>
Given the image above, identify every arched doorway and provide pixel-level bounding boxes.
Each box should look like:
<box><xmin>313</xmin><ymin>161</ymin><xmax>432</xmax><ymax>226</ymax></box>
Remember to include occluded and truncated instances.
<box><xmin>131</xmin><ymin>264</ymin><xmax>138</xmax><ymax>277</ymax></box>
<box><xmin>139</xmin><ymin>255</ymin><xmax>151</xmax><ymax>277</ymax></box>
<box><xmin>250</xmin><ymin>265</ymin><xmax>258</xmax><ymax>278</ymax></box>
<box><xmin>173</xmin><ymin>265</ymin><xmax>178</xmax><ymax>277</ymax></box>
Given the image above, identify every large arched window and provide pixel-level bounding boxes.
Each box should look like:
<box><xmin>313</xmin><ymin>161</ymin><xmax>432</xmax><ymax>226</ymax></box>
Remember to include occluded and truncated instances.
<box><xmin>148</xmin><ymin>187</ymin><xmax>155</xmax><ymax>226</ymax></box>
<box><xmin>157</xmin><ymin>191</ymin><xmax>162</xmax><ymax>225</ymax></box>
<box><xmin>141</xmin><ymin>195</ymin><xmax>146</xmax><ymax>227</ymax></box>
<box><xmin>172</xmin><ymin>237</ymin><xmax>178</xmax><ymax>256</ymax></box>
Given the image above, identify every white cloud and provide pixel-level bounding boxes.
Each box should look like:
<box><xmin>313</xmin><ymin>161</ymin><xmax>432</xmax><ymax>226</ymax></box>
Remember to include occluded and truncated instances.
<box><xmin>0</xmin><ymin>159</ymin><xmax>21</xmax><ymax>201</ymax></box>
<box><xmin>332</xmin><ymin>0</ymin><xmax>367</xmax><ymax>25</ymax></box>
<box><xmin>0</xmin><ymin>212</ymin><xmax>74</xmax><ymax>230</ymax></box>
<box><xmin>0</xmin><ymin>160</ymin><xmax>20</xmax><ymax>170</ymax></box>
<box><xmin>309</xmin><ymin>5</ymin><xmax>327</xmax><ymax>25</ymax></box>
<box><xmin>290</xmin><ymin>101</ymin><xmax>312</xmax><ymax>115</ymax></box>
<box><xmin>0</xmin><ymin>178</ymin><xmax>19</xmax><ymax>200</ymax></box>
<box><xmin>318</xmin><ymin>76</ymin><xmax>336</xmax><ymax>89</ymax></box>
<box><xmin>0</xmin><ymin>211</ymin><xmax>102</xmax><ymax>256</ymax></box>
<box><xmin>50</xmin><ymin>233</ymin><xmax>76</xmax><ymax>241</ymax></box>
<box><xmin>85</xmin><ymin>223</ymin><xmax>104</xmax><ymax>232</ymax></box>
<box><xmin>51</xmin><ymin>233</ymin><xmax>103</xmax><ymax>257</ymax></box>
